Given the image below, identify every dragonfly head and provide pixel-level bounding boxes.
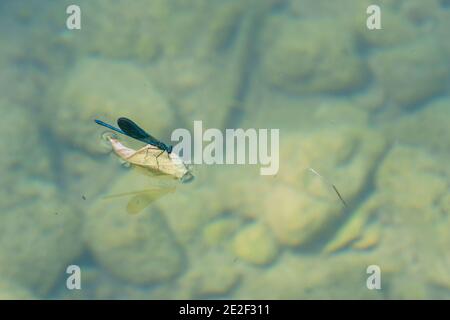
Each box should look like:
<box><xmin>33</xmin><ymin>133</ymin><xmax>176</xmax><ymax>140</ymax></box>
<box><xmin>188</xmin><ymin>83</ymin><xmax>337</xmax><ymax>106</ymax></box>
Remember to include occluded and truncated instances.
<box><xmin>166</xmin><ymin>145</ymin><xmax>173</xmax><ymax>154</ymax></box>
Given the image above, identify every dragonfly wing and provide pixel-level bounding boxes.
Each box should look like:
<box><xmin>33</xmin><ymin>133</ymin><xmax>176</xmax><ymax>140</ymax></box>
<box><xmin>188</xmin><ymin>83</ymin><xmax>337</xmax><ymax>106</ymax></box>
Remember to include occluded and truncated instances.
<box><xmin>117</xmin><ymin>117</ymin><xmax>161</xmax><ymax>145</ymax></box>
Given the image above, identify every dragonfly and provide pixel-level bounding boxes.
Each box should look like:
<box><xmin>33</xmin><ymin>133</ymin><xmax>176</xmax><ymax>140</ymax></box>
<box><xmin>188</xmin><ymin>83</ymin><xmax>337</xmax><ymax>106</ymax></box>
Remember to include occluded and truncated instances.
<box><xmin>95</xmin><ymin>117</ymin><xmax>173</xmax><ymax>164</ymax></box>
<box><xmin>94</xmin><ymin>117</ymin><xmax>192</xmax><ymax>214</ymax></box>
<box><xmin>95</xmin><ymin>117</ymin><xmax>193</xmax><ymax>183</ymax></box>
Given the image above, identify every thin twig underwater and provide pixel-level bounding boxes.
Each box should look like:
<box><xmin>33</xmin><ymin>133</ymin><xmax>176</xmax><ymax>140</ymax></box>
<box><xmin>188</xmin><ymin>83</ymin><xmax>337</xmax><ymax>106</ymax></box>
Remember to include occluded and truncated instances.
<box><xmin>307</xmin><ymin>167</ymin><xmax>348</xmax><ymax>208</ymax></box>
<box><xmin>95</xmin><ymin>117</ymin><xmax>194</xmax><ymax>214</ymax></box>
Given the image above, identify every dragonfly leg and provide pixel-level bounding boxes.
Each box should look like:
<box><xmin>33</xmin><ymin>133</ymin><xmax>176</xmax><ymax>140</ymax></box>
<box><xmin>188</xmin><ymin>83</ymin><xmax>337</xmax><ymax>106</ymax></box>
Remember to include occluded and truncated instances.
<box><xmin>155</xmin><ymin>150</ymin><xmax>165</xmax><ymax>169</ymax></box>
<box><xmin>146</xmin><ymin>145</ymin><xmax>159</xmax><ymax>161</ymax></box>
<box><xmin>126</xmin><ymin>145</ymin><xmax>158</xmax><ymax>159</ymax></box>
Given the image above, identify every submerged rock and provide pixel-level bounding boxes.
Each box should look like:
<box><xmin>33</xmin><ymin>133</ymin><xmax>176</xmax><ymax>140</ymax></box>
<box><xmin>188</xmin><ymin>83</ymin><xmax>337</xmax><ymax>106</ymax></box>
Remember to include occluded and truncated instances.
<box><xmin>390</xmin><ymin>97</ymin><xmax>450</xmax><ymax>156</ymax></box>
<box><xmin>178</xmin><ymin>250</ymin><xmax>240</xmax><ymax>298</ymax></box>
<box><xmin>66</xmin><ymin>0</ymin><xmax>170</xmax><ymax>61</ymax></box>
<box><xmin>231</xmin><ymin>222</ymin><xmax>278</xmax><ymax>265</ymax></box>
<box><xmin>369</xmin><ymin>38</ymin><xmax>449</xmax><ymax>108</ymax></box>
<box><xmin>325</xmin><ymin>194</ymin><xmax>381</xmax><ymax>253</ymax></box>
<box><xmin>0</xmin><ymin>278</ymin><xmax>36</xmax><ymax>299</ymax></box>
<box><xmin>261</xmin><ymin>16</ymin><xmax>368</xmax><ymax>94</ymax></box>
<box><xmin>234</xmin><ymin>253</ymin><xmax>383</xmax><ymax>299</ymax></box>
<box><xmin>262</xmin><ymin>184</ymin><xmax>336</xmax><ymax>247</ymax></box>
<box><xmin>203</xmin><ymin>216</ymin><xmax>241</xmax><ymax>247</ymax></box>
<box><xmin>85</xmin><ymin>177</ymin><xmax>185</xmax><ymax>284</ymax></box>
<box><xmin>0</xmin><ymin>188</ymin><xmax>83</xmax><ymax>295</ymax></box>
<box><xmin>242</xmin><ymin>90</ymin><xmax>372</xmax><ymax>132</ymax></box>
<box><xmin>0</xmin><ymin>103</ymin><xmax>51</xmax><ymax>191</ymax></box>
<box><xmin>376</xmin><ymin>145</ymin><xmax>448</xmax><ymax>210</ymax></box>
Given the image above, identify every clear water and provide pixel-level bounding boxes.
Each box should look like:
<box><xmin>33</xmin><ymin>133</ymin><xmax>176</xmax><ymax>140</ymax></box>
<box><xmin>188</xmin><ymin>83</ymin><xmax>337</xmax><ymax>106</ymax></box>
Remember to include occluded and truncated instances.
<box><xmin>0</xmin><ymin>0</ymin><xmax>449</xmax><ymax>299</ymax></box>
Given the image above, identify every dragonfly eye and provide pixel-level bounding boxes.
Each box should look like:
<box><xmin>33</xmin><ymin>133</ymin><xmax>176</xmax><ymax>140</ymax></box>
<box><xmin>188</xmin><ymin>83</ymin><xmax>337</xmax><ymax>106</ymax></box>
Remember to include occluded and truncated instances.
<box><xmin>167</xmin><ymin>145</ymin><xmax>173</xmax><ymax>153</ymax></box>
